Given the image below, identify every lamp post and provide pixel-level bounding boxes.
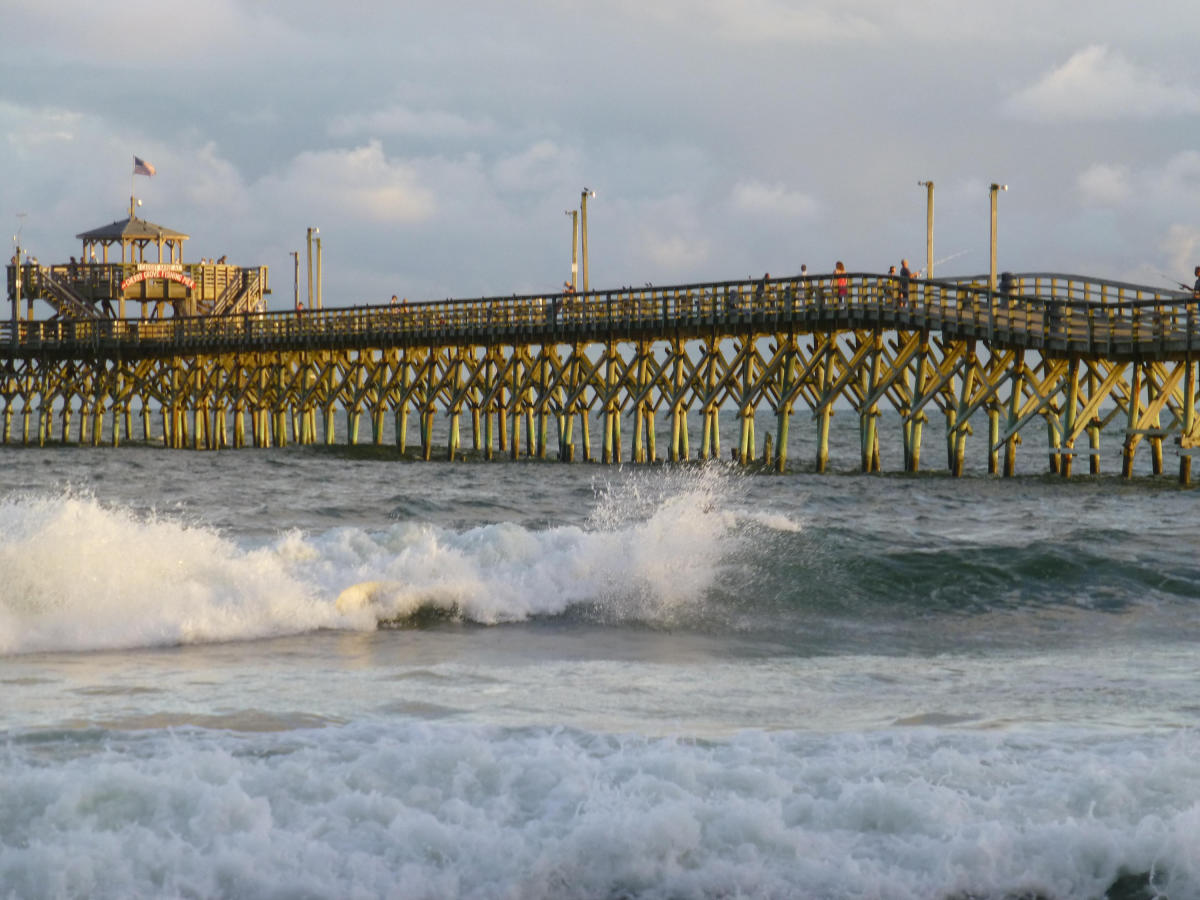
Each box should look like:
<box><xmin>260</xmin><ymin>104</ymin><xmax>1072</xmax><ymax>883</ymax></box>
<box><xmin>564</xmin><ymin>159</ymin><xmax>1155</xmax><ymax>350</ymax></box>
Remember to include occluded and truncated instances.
<box><xmin>305</xmin><ymin>227</ymin><xmax>319</xmax><ymax>310</ymax></box>
<box><xmin>12</xmin><ymin>214</ymin><xmax>24</xmax><ymax>351</ymax></box>
<box><xmin>918</xmin><ymin>180</ymin><xmax>934</xmax><ymax>278</ymax></box>
<box><xmin>289</xmin><ymin>251</ymin><xmax>299</xmax><ymax>311</ymax></box>
<box><xmin>989</xmin><ymin>184</ymin><xmax>1007</xmax><ymax>291</ymax></box>
<box><xmin>315</xmin><ymin>233</ymin><xmax>323</xmax><ymax>310</ymax></box>
<box><xmin>565</xmin><ymin>209</ymin><xmax>578</xmax><ymax>291</ymax></box>
<box><xmin>581</xmin><ymin>188</ymin><xmax>595</xmax><ymax>292</ymax></box>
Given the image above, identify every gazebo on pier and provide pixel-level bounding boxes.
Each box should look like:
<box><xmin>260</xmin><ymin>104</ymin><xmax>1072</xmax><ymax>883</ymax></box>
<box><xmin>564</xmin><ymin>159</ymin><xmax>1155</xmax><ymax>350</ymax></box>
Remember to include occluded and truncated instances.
<box><xmin>6</xmin><ymin>196</ymin><xmax>268</xmax><ymax>320</ymax></box>
<box><xmin>77</xmin><ymin>197</ymin><xmax>190</xmax><ymax>266</ymax></box>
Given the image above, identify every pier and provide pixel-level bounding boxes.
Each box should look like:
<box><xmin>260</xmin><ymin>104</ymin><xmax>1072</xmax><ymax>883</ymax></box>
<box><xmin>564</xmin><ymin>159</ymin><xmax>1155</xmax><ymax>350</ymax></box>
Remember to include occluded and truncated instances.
<box><xmin>3</xmin><ymin>268</ymin><xmax>1199</xmax><ymax>482</ymax></box>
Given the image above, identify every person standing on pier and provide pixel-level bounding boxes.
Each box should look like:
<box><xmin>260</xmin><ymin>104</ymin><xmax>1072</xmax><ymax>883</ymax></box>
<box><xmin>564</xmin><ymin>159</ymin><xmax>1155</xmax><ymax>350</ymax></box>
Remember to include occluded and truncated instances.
<box><xmin>1193</xmin><ymin>266</ymin><xmax>1200</xmax><ymax>299</ymax></box>
<box><xmin>834</xmin><ymin>262</ymin><xmax>848</xmax><ymax>304</ymax></box>
<box><xmin>755</xmin><ymin>273</ymin><xmax>770</xmax><ymax>304</ymax></box>
<box><xmin>888</xmin><ymin>265</ymin><xmax>901</xmax><ymax>306</ymax></box>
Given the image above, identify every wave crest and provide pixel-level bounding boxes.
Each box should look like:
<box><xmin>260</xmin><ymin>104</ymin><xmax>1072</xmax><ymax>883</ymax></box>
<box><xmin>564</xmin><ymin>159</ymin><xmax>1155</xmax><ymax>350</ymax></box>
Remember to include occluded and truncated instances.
<box><xmin>0</xmin><ymin>468</ymin><xmax>801</xmax><ymax>653</ymax></box>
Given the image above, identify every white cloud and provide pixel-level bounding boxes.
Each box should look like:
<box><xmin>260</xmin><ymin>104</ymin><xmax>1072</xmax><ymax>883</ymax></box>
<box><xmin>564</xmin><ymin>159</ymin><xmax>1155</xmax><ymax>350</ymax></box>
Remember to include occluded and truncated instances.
<box><xmin>2</xmin><ymin>104</ymin><xmax>81</xmax><ymax>148</ymax></box>
<box><xmin>329</xmin><ymin>105</ymin><xmax>496</xmax><ymax>140</ymax></box>
<box><xmin>255</xmin><ymin>141</ymin><xmax>435</xmax><ymax>225</ymax></box>
<box><xmin>1145</xmin><ymin>150</ymin><xmax>1200</xmax><ymax>203</ymax></box>
<box><xmin>1077</xmin><ymin>163</ymin><xmax>1131</xmax><ymax>206</ymax></box>
<box><xmin>638</xmin><ymin>230</ymin><xmax>711</xmax><ymax>271</ymax></box>
<box><xmin>730</xmin><ymin>180</ymin><xmax>818</xmax><ymax>217</ymax></box>
<box><xmin>492</xmin><ymin>141</ymin><xmax>576</xmax><ymax>193</ymax></box>
<box><xmin>1162</xmin><ymin>224</ymin><xmax>1200</xmax><ymax>277</ymax></box>
<box><xmin>1005</xmin><ymin>45</ymin><xmax>1200</xmax><ymax>121</ymax></box>
<box><xmin>599</xmin><ymin>0</ymin><xmax>881</xmax><ymax>43</ymax></box>
<box><xmin>7</xmin><ymin>0</ymin><xmax>306</xmax><ymax>66</ymax></box>
<box><xmin>1075</xmin><ymin>151</ymin><xmax>1200</xmax><ymax>213</ymax></box>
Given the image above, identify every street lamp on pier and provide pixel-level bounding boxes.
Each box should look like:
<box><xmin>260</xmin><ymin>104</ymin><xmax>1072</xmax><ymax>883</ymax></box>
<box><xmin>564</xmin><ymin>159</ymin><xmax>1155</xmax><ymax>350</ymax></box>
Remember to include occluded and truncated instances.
<box><xmin>581</xmin><ymin>188</ymin><xmax>595</xmax><ymax>293</ymax></box>
<box><xmin>565</xmin><ymin>209</ymin><xmax>578</xmax><ymax>291</ymax></box>
<box><xmin>989</xmin><ymin>184</ymin><xmax>1007</xmax><ymax>291</ymax></box>
<box><xmin>289</xmin><ymin>251</ymin><xmax>299</xmax><ymax>311</ymax></box>
<box><xmin>918</xmin><ymin>181</ymin><xmax>934</xmax><ymax>278</ymax></box>
<box><xmin>12</xmin><ymin>213</ymin><xmax>25</xmax><ymax>348</ymax></box>
<box><xmin>306</xmin><ymin>227</ymin><xmax>320</xmax><ymax>310</ymax></box>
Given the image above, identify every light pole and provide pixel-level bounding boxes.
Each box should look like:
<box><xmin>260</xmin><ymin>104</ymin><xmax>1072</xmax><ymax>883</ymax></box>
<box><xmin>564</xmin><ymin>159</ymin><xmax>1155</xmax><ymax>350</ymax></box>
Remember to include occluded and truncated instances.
<box><xmin>289</xmin><ymin>251</ymin><xmax>299</xmax><ymax>311</ymax></box>
<box><xmin>565</xmin><ymin>209</ymin><xmax>578</xmax><ymax>291</ymax></box>
<box><xmin>315</xmin><ymin>233</ymin><xmax>323</xmax><ymax>310</ymax></box>
<box><xmin>918</xmin><ymin>180</ymin><xmax>934</xmax><ymax>278</ymax></box>
<box><xmin>305</xmin><ymin>227</ymin><xmax>319</xmax><ymax>309</ymax></box>
<box><xmin>989</xmin><ymin>184</ymin><xmax>1007</xmax><ymax>291</ymax></box>
<box><xmin>580</xmin><ymin>188</ymin><xmax>595</xmax><ymax>292</ymax></box>
<box><xmin>12</xmin><ymin>214</ymin><xmax>25</xmax><ymax>349</ymax></box>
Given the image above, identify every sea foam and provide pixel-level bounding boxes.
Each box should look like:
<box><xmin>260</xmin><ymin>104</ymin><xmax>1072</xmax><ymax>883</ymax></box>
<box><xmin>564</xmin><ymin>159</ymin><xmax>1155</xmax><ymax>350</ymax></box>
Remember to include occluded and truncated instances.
<box><xmin>0</xmin><ymin>722</ymin><xmax>1196</xmax><ymax>899</ymax></box>
<box><xmin>0</xmin><ymin>468</ymin><xmax>798</xmax><ymax>653</ymax></box>
<box><xmin>0</xmin><ymin>491</ymin><xmax>340</xmax><ymax>654</ymax></box>
<box><xmin>315</xmin><ymin>464</ymin><xmax>782</xmax><ymax>626</ymax></box>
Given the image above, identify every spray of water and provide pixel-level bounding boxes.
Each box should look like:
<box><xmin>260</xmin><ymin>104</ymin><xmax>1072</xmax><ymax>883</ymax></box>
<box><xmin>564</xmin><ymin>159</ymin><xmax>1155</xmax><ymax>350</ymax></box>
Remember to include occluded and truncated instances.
<box><xmin>0</xmin><ymin>467</ymin><xmax>804</xmax><ymax>653</ymax></box>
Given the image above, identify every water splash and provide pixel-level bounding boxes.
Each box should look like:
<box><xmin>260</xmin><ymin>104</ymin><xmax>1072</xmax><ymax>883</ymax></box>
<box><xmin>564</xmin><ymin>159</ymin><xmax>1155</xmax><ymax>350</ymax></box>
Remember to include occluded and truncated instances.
<box><xmin>0</xmin><ymin>491</ymin><xmax>343</xmax><ymax>654</ymax></box>
<box><xmin>0</xmin><ymin>468</ymin><xmax>804</xmax><ymax>653</ymax></box>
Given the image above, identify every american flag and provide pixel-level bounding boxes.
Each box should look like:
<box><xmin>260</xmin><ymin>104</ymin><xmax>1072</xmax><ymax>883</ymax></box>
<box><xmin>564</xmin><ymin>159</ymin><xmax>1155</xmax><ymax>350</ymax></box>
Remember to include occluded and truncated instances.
<box><xmin>133</xmin><ymin>156</ymin><xmax>156</xmax><ymax>177</ymax></box>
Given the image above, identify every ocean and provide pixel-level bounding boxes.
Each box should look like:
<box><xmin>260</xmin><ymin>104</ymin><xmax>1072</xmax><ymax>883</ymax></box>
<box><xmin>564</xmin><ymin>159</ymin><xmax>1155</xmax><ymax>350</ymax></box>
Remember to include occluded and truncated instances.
<box><xmin>1</xmin><ymin>413</ymin><xmax>1198</xmax><ymax>899</ymax></box>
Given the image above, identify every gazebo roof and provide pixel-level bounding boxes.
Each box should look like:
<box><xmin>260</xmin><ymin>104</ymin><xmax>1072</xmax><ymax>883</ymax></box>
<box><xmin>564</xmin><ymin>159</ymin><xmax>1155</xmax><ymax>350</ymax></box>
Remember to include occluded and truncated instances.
<box><xmin>76</xmin><ymin>216</ymin><xmax>189</xmax><ymax>244</ymax></box>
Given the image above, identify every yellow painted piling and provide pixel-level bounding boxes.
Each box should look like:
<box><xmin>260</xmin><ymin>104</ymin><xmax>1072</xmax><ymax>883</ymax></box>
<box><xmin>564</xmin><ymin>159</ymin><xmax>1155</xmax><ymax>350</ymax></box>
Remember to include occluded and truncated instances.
<box><xmin>0</xmin><ymin>269</ymin><xmax>1197</xmax><ymax>482</ymax></box>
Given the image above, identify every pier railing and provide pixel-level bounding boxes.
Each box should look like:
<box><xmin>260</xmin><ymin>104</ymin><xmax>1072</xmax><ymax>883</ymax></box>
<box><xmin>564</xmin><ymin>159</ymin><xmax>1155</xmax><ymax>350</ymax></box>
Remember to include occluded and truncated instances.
<box><xmin>2</xmin><ymin>271</ymin><xmax>1194</xmax><ymax>362</ymax></box>
<box><xmin>6</xmin><ymin>261</ymin><xmax>266</xmax><ymax>318</ymax></box>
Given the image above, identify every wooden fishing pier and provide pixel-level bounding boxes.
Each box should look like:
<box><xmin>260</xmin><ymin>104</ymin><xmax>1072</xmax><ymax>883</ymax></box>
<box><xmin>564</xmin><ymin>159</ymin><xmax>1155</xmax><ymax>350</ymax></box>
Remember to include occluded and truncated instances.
<box><xmin>4</xmin><ymin>263</ymin><xmax>1200</xmax><ymax>482</ymax></box>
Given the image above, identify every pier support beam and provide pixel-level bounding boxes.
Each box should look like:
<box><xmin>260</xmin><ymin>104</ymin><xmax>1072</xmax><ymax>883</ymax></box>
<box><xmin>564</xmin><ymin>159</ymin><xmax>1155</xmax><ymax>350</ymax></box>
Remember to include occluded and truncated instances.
<box><xmin>815</xmin><ymin>338</ymin><xmax>835</xmax><ymax>474</ymax></box>
<box><xmin>1060</xmin><ymin>358</ymin><xmax>1079</xmax><ymax>478</ymax></box>
<box><xmin>1122</xmin><ymin>365</ymin><xmax>1142</xmax><ymax>479</ymax></box>
<box><xmin>1182</xmin><ymin>359</ymin><xmax>1196</xmax><ymax>485</ymax></box>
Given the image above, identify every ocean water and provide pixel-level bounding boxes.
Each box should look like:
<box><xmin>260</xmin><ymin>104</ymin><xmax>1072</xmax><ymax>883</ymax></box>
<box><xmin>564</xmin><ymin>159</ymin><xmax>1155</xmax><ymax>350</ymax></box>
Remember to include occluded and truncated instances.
<box><xmin>1</xmin><ymin>416</ymin><xmax>1199</xmax><ymax>900</ymax></box>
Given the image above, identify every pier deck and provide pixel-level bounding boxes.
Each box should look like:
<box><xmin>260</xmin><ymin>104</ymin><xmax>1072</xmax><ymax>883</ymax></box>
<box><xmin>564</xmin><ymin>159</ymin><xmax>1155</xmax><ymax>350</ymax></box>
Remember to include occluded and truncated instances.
<box><xmin>2</xmin><ymin>271</ymin><xmax>1198</xmax><ymax>481</ymax></box>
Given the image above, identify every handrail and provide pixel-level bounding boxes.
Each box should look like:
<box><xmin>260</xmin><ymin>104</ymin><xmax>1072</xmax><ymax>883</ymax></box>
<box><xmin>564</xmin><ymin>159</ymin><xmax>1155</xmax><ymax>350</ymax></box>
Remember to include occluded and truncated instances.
<box><xmin>3</xmin><ymin>271</ymin><xmax>1199</xmax><ymax>360</ymax></box>
<box><xmin>36</xmin><ymin>267</ymin><xmax>101</xmax><ymax>319</ymax></box>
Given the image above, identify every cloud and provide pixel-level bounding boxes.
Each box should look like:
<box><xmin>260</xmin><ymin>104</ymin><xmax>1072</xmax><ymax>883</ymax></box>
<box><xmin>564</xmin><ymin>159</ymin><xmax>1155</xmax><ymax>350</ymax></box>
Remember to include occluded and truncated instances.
<box><xmin>1083</xmin><ymin>151</ymin><xmax>1200</xmax><ymax>212</ymax></box>
<box><xmin>1077</xmin><ymin>163</ymin><xmax>1131</xmax><ymax>206</ymax></box>
<box><xmin>638</xmin><ymin>230</ymin><xmax>711</xmax><ymax>271</ymax></box>
<box><xmin>1</xmin><ymin>104</ymin><xmax>82</xmax><ymax>149</ymax></box>
<box><xmin>329</xmin><ymin>105</ymin><xmax>496</xmax><ymax>140</ymax></box>
<box><xmin>1005</xmin><ymin>45</ymin><xmax>1200</xmax><ymax>121</ymax></box>
<box><xmin>1145</xmin><ymin>150</ymin><xmax>1200</xmax><ymax>203</ymax></box>
<box><xmin>255</xmin><ymin>141</ymin><xmax>435</xmax><ymax>225</ymax></box>
<box><xmin>1162</xmin><ymin>224</ymin><xmax>1200</xmax><ymax>277</ymax></box>
<box><xmin>582</xmin><ymin>0</ymin><xmax>880</xmax><ymax>43</ymax></box>
<box><xmin>730</xmin><ymin>180</ymin><xmax>819</xmax><ymax>217</ymax></box>
<box><xmin>492</xmin><ymin>141</ymin><xmax>577</xmax><ymax>193</ymax></box>
<box><xmin>1067</xmin><ymin>153</ymin><xmax>1200</xmax><ymax>280</ymax></box>
<box><xmin>7</xmin><ymin>0</ymin><xmax>305</xmax><ymax>67</ymax></box>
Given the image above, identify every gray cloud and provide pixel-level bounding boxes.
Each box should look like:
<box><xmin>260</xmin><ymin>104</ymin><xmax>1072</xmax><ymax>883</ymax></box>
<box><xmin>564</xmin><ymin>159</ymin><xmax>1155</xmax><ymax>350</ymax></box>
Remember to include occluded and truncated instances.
<box><xmin>4</xmin><ymin>0</ymin><xmax>1200</xmax><ymax>308</ymax></box>
<box><xmin>1005</xmin><ymin>45</ymin><xmax>1200</xmax><ymax>121</ymax></box>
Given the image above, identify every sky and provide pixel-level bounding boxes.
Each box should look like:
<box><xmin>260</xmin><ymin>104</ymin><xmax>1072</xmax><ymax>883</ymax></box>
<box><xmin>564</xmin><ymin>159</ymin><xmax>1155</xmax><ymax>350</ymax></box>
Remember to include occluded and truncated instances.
<box><xmin>4</xmin><ymin>0</ymin><xmax>1200</xmax><ymax>310</ymax></box>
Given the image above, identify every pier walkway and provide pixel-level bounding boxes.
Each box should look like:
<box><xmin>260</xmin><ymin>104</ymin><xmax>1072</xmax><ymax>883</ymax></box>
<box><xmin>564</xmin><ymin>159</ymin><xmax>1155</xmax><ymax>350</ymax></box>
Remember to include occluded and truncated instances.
<box><xmin>2</xmin><ymin>271</ymin><xmax>1199</xmax><ymax>481</ymax></box>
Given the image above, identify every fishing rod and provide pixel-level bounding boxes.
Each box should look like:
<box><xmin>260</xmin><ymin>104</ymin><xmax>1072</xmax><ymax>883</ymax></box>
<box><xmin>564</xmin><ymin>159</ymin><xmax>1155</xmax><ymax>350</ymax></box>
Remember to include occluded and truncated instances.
<box><xmin>932</xmin><ymin>249</ymin><xmax>969</xmax><ymax>269</ymax></box>
<box><xmin>1156</xmin><ymin>271</ymin><xmax>1192</xmax><ymax>291</ymax></box>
